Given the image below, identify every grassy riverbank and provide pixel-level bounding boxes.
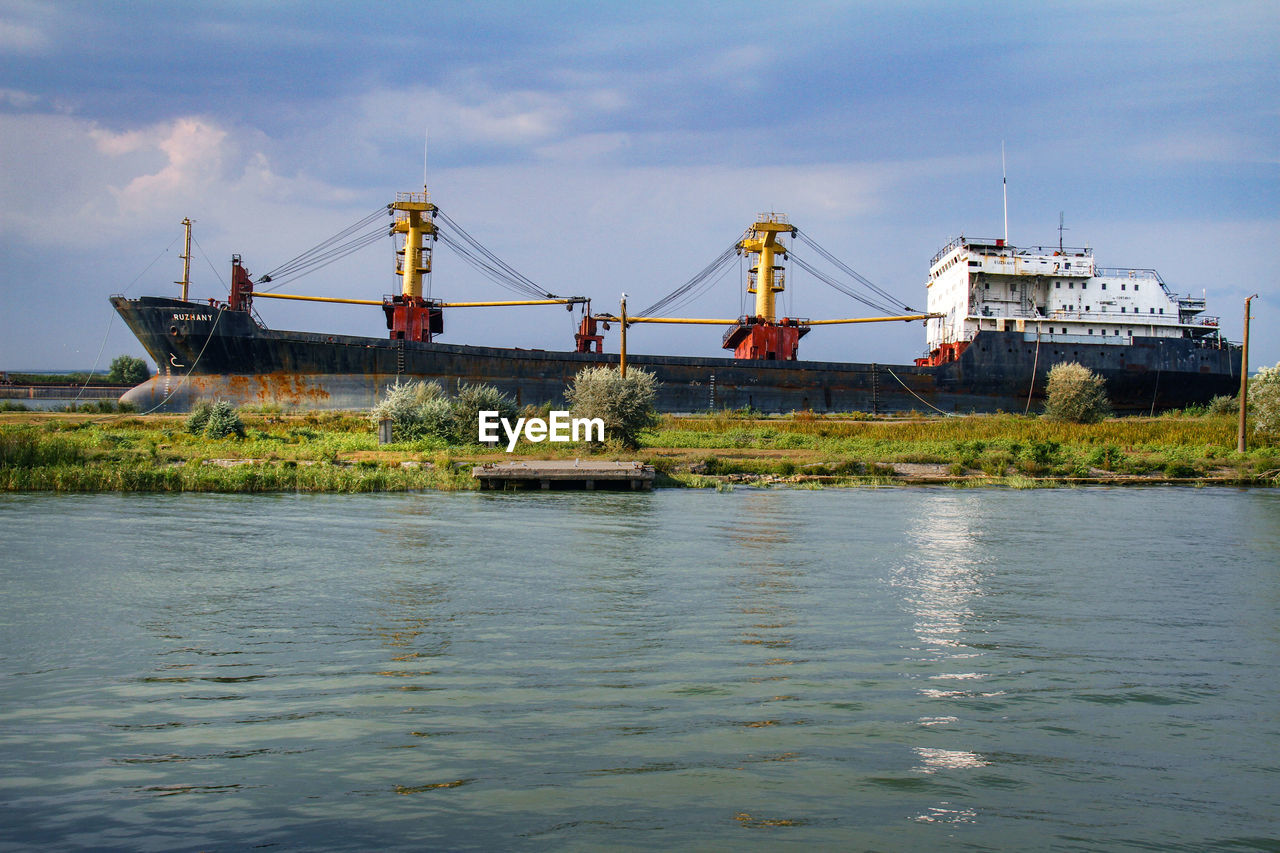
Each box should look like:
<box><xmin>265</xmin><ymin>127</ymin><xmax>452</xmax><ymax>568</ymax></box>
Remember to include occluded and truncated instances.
<box><xmin>1</xmin><ymin>409</ymin><xmax>1277</xmax><ymax>492</ymax></box>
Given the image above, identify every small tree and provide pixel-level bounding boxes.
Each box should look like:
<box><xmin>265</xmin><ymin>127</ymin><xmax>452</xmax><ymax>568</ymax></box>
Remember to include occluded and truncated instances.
<box><xmin>204</xmin><ymin>400</ymin><xmax>246</xmax><ymax>438</ymax></box>
<box><xmin>185</xmin><ymin>399</ymin><xmax>244</xmax><ymax>438</ymax></box>
<box><xmin>108</xmin><ymin>354</ymin><xmax>151</xmax><ymax>385</ymax></box>
<box><xmin>1042</xmin><ymin>362</ymin><xmax>1111</xmax><ymax>423</ymax></box>
<box><xmin>566</xmin><ymin>366</ymin><xmax>660</xmax><ymax>449</ymax></box>
<box><xmin>1250</xmin><ymin>362</ymin><xmax>1280</xmax><ymax>435</ymax></box>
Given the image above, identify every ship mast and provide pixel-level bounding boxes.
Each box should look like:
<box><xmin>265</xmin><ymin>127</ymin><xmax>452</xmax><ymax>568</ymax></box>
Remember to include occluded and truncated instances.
<box><xmin>382</xmin><ymin>188</ymin><xmax>442</xmax><ymax>342</ymax></box>
<box><xmin>739</xmin><ymin>213</ymin><xmax>793</xmax><ymax>322</ymax></box>
<box><xmin>392</xmin><ymin>188</ymin><xmax>437</xmax><ymax>300</ymax></box>
<box><xmin>721</xmin><ymin>213</ymin><xmax>805</xmax><ymax>359</ymax></box>
<box><xmin>177</xmin><ymin>217</ymin><xmax>192</xmax><ymax>301</ymax></box>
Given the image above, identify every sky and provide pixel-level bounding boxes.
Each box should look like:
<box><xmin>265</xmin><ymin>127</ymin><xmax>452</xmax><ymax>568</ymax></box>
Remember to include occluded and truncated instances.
<box><xmin>2</xmin><ymin>0</ymin><xmax>1277</xmax><ymax>374</ymax></box>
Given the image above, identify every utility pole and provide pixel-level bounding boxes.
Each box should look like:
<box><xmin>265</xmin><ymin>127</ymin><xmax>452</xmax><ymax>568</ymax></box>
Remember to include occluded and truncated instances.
<box><xmin>1238</xmin><ymin>294</ymin><xmax>1257</xmax><ymax>453</ymax></box>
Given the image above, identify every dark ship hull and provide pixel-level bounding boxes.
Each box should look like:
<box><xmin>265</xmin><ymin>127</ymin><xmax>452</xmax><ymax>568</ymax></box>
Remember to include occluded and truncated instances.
<box><xmin>110</xmin><ymin>296</ymin><xmax>1241</xmax><ymax>414</ymax></box>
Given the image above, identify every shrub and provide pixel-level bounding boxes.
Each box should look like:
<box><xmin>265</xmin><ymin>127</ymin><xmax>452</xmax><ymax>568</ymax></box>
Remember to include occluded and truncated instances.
<box><xmin>451</xmin><ymin>383</ymin><xmax>519</xmax><ymax>445</ymax></box>
<box><xmin>1208</xmin><ymin>394</ymin><xmax>1238</xmax><ymax>416</ymax></box>
<box><xmin>185</xmin><ymin>401</ymin><xmax>213</xmax><ymax>435</ymax></box>
<box><xmin>370</xmin><ymin>380</ymin><xmax>450</xmax><ymax>442</ymax></box>
<box><xmin>369</xmin><ymin>380</ymin><xmax>517</xmax><ymax>445</ymax></box>
<box><xmin>1250</xmin><ymin>363</ymin><xmax>1280</xmax><ymax>435</ymax></box>
<box><xmin>418</xmin><ymin>397</ymin><xmax>458</xmax><ymax>442</ymax></box>
<box><xmin>1086</xmin><ymin>444</ymin><xmax>1122</xmax><ymax>471</ymax></box>
<box><xmin>1043</xmin><ymin>362</ymin><xmax>1111</xmax><ymax>423</ymax></box>
<box><xmin>565</xmin><ymin>366</ymin><xmax>660</xmax><ymax>449</ymax></box>
<box><xmin>204</xmin><ymin>401</ymin><xmax>246</xmax><ymax>439</ymax></box>
<box><xmin>1163</xmin><ymin>459</ymin><xmax>1199</xmax><ymax>479</ymax></box>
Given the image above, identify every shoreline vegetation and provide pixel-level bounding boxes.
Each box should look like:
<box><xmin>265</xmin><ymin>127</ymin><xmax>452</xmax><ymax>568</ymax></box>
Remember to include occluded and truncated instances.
<box><xmin>2</xmin><ymin>407</ymin><xmax>1277</xmax><ymax>493</ymax></box>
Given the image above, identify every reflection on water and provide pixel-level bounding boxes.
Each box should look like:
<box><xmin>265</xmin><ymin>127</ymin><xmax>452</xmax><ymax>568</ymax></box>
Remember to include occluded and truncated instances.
<box><xmin>891</xmin><ymin>492</ymin><xmax>997</xmax><ymax>825</ymax></box>
<box><xmin>0</xmin><ymin>489</ymin><xmax>1277</xmax><ymax>851</ymax></box>
<box><xmin>894</xmin><ymin>491</ymin><xmax>987</xmax><ymax>653</ymax></box>
<box><xmin>726</xmin><ymin>492</ymin><xmax>799</xmax><ymax>667</ymax></box>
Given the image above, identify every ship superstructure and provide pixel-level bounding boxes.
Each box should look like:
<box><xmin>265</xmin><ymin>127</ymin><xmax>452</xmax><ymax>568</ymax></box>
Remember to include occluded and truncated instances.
<box><xmin>919</xmin><ymin>237</ymin><xmax>1222</xmax><ymax>365</ymax></box>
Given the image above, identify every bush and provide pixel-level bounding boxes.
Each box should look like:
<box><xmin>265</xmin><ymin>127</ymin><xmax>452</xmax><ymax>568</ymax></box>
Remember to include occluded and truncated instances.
<box><xmin>108</xmin><ymin>354</ymin><xmax>151</xmax><ymax>385</ymax></box>
<box><xmin>204</xmin><ymin>401</ymin><xmax>246</xmax><ymax>439</ymax></box>
<box><xmin>369</xmin><ymin>380</ymin><xmax>517</xmax><ymax>445</ymax></box>
<box><xmin>186</xmin><ymin>400</ymin><xmax>245</xmax><ymax>438</ymax></box>
<box><xmin>185</xmin><ymin>401</ymin><xmax>213</xmax><ymax>435</ymax></box>
<box><xmin>370</xmin><ymin>380</ymin><xmax>451</xmax><ymax>442</ymax></box>
<box><xmin>1208</xmin><ymin>394</ymin><xmax>1238</xmax><ymax>416</ymax></box>
<box><xmin>1251</xmin><ymin>363</ymin><xmax>1280</xmax><ymax>435</ymax></box>
<box><xmin>1043</xmin><ymin>362</ymin><xmax>1111</xmax><ymax>423</ymax></box>
<box><xmin>566</xmin><ymin>366</ymin><xmax>660</xmax><ymax>449</ymax></box>
<box><xmin>451</xmin><ymin>383</ymin><xmax>518</xmax><ymax>445</ymax></box>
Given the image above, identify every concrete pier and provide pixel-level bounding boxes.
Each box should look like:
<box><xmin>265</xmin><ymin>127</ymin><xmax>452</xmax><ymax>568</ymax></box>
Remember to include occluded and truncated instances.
<box><xmin>473</xmin><ymin>460</ymin><xmax>655</xmax><ymax>491</ymax></box>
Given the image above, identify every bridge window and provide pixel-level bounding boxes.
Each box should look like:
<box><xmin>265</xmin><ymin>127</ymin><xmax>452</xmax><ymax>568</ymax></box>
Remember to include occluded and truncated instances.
<box><xmin>1134</xmin><ymin>285</ymin><xmax>1140</xmax><ymax>291</ymax></box>
<box><xmin>1121</xmin><ymin>283</ymin><xmax>1126</xmax><ymax>290</ymax></box>
<box><xmin>1102</xmin><ymin>283</ymin><xmax>1107</xmax><ymax>290</ymax></box>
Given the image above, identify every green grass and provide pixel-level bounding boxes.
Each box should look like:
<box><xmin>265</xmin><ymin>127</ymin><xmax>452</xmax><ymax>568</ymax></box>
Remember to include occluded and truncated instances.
<box><xmin>1</xmin><ymin>409</ymin><xmax>1276</xmax><ymax>492</ymax></box>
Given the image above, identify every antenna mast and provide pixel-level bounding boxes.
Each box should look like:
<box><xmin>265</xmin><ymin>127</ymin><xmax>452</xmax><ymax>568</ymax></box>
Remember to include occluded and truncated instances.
<box><xmin>1001</xmin><ymin>142</ymin><xmax>1008</xmax><ymax>244</ymax></box>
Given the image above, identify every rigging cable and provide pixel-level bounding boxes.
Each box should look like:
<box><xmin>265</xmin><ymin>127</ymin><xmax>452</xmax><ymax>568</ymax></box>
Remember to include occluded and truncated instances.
<box><xmin>71</xmin><ymin>235</ymin><xmax>185</xmax><ymax>408</ymax></box>
<box><xmin>257</xmin><ymin>208</ymin><xmax>388</xmax><ymax>291</ymax></box>
<box><xmin>191</xmin><ymin>235</ymin><xmax>228</xmax><ymax>290</ymax></box>
<box><xmin>787</xmin><ymin>251</ymin><xmax>908</xmax><ymax>316</ymax></box>
<box><xmin>433</xmin><ymin>209</ymin><xmax>554</xmax><ymax>299</ymax></box>
<box><xmin>636</xmin><ymin>242</ymin><xmax>739</xmax><ymax>318</ymax></box>
<box><xmin>792</xmin><ymin>229</ymin><xmax>917</xmax><ymax>313</ymax></box>
<box><xmin>884</xmin><ymin>366</ymin><xmax>956</xmax><ymax>417</ymax></box>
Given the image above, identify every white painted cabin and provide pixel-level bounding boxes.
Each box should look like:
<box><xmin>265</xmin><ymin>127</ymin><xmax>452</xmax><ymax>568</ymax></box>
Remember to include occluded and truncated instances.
<box><xmin>923</xmin><ymin>237</ymin><xmax>1218</xmax><ymax>361</ymax></box>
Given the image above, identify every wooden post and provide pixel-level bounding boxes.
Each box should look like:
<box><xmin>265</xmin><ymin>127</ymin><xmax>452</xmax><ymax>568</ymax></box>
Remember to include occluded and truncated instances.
<box><xmin>1238</xmin><ymin>294</ymin><xmax>1256</xmax><ymax>453</ymax></box>
<box><xmin>620</xmin><ymin>294</ymin><xmax>628</xmax><ymax>378</ymax></box>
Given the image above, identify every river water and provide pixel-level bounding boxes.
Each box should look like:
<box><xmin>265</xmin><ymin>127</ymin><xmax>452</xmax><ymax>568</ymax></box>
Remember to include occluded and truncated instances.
<box><xmin>1</xmin><ymin>488</ymin><xmax>1277</xmax><ymax>851</ymax></box>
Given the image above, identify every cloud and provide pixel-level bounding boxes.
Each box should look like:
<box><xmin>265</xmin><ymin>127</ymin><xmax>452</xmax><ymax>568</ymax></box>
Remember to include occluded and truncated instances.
<box><xmin>351</xmin><ymin>86</ymin><xmax>577</xmax><ymax>150</ymax></box>
<box><xmin>94</xmin><ymin>117</ymin><xmax>229</xmax><ymax>211</ymax></box>
<box><xmin>0</xmin><ymin>87</ymin><xmax>38</xmax><ymax>107</ymax></box>
<box><xmin>0</xmin><ymin>112</ymin><xmax>370</xmax><ymax>255</ymax></box>
<box><xmin>1128</xmin><ymin>131</ymin><xmax>1277</xmax><ymax>165</ymax></box>
<box><xmin>0</xmin><ymin>18</ymin><xmax>48</xmax><ymax>53</ymax></box>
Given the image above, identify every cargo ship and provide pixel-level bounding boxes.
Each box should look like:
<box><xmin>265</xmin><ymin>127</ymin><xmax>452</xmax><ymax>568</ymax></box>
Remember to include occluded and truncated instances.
<box><xmin>111</xmin><ymin>190</ymin><xmax>1240</xmax><ymax>414</ymax></box>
